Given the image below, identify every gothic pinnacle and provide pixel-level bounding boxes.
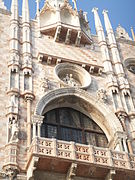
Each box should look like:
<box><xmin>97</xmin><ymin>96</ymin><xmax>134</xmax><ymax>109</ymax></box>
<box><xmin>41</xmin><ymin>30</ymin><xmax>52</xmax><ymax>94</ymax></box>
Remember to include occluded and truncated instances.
<box><xmin>102</xmin><ymin>9</ymin><xmax>113</xmax><ymax>32</ymax></box>
<box><xmin>92</xmin><ymin>7</ymin><xmax>104</xmax><ymax>33</ymax></box>
<box><xmin>11</xmin><ymin>0</ymin><xmax>18</xmax><ymax>20</ymax></box>
<box><xmin>22</xmin><ymin>0</ymin><xmax>30</xmax><ymax>23</ymax></box>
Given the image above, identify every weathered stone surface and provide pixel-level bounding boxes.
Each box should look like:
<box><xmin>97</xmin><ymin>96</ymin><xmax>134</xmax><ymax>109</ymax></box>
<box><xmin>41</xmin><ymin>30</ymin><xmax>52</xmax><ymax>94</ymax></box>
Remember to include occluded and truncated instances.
<box><xmin>0</xmin><ymin>1</ymin><xmax>135</xmax><ymax>179</ymax></box>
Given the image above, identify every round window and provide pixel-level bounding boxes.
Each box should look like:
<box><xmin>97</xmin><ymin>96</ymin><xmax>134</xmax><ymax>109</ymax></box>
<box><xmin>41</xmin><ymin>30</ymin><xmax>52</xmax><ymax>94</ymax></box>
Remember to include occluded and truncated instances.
<box><xmin>54</xmin><ymin>63</ymin><xmax>91</xmax><ymax>89</ymax></box>
<box><xmin>124</xmin><ymin>58</ymin><xmax>135</xmax><ymax>74</ymax></box>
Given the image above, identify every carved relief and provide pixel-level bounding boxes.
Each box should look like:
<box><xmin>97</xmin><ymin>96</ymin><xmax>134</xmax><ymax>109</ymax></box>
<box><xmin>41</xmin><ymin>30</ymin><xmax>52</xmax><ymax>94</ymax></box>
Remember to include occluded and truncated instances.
<box><xmin>63</xmin><ymin>74</ymin><xmax>81</xmax><ymax>87</ymax></box>
<box><xmin>97</xmin><ymin>88</ymin><xmax>107</xmax><ymax>103</ymax></box>
<box><xmin>9</xmin><ymin>53</ymin><xmax>19</xmax><ymax>66</ymax></box>
<box><xmin>55</xmin><ymin>63</ymin><xmax>91</xmax><ymax>89</ymax></box>
<box><xmin>23</xmin><ymin>55</ymin><xmax>32</xmax><ymax>68</ymax></box>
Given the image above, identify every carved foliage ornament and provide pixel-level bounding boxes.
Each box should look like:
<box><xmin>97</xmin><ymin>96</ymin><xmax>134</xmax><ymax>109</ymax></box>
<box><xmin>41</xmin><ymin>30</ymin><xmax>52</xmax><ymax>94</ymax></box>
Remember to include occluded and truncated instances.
<box><xmin>97</xmin><ymin>88</ymin><xmax>107</xmax><ymax>103</ymax></box>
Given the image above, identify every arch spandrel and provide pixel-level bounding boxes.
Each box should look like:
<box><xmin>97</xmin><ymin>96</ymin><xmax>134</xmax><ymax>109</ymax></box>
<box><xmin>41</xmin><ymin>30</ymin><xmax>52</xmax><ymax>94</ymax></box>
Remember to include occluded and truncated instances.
<box><xmin>35</xmin><ymin>88</ymin><xmax>124</xmax><ymax>142</ymax></box>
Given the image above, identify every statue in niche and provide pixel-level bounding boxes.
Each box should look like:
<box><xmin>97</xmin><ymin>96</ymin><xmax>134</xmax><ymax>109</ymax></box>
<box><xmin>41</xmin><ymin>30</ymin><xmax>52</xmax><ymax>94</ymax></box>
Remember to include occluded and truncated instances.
<box><xmin>63</xmin><ymin>74</ymin><xmax>80</xmax><ymax>87</ymax></box>
<box><xmin>97</xmin><ymin>88</ymin><xmax>107</xmax><ymax>103</ymax></box>
<box><xmin>9</xmin><ymin>95</ymin><xmax>18</xmax><ymax>114</ymax></box>
<box><xmin>9</xmin><ymin>118</ymin><xmax>19</xmax><ymax>142</ymax></box>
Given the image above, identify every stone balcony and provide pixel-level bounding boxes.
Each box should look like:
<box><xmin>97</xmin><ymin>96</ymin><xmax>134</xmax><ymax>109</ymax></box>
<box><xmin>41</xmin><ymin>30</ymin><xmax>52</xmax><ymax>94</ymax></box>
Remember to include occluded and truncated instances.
<box><xmin>26</xmin><ymin>137</ymin><xmax>135</xmax><ymax>180</ymax></box>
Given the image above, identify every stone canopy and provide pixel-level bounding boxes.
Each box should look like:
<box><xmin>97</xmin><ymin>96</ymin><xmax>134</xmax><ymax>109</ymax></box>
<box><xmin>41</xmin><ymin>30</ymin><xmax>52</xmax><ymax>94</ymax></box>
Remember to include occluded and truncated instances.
<box><xmin>39</xmin><ymin>0</ymin><xmax>92</xmax><ymax>45</ymax></box>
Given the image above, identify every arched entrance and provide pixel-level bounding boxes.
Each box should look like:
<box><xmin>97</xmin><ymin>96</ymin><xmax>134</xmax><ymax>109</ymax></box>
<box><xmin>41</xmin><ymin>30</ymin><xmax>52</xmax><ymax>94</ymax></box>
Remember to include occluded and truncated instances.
<box><xmin>34</xmin><ymin>88</ymin><xmax>124</xmax><ymax>149</ymax></box>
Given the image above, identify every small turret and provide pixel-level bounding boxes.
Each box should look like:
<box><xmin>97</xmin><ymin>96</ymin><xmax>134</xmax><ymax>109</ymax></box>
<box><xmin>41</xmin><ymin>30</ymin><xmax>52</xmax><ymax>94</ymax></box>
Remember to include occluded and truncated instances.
<box><xmin>116</xmin><ymin>24</ymin><xmax>132</xmax><ymax>41</ymax></box>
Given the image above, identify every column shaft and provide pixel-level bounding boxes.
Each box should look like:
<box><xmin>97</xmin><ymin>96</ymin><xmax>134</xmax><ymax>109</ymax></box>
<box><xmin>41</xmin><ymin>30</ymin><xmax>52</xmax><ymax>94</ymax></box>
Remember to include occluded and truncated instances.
<box><xmin>27</xmin><ymin>99</ymin><xmax>31</xmax><ymax>147</ymax></box>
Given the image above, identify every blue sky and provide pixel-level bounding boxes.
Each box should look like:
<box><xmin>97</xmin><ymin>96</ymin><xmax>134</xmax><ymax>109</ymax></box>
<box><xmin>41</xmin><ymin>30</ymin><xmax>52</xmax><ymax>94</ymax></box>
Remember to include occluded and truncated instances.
<box><xmin>3</xmin><ymin>0</ymin><xmax>135</xmax><ymax>38</ymax></box>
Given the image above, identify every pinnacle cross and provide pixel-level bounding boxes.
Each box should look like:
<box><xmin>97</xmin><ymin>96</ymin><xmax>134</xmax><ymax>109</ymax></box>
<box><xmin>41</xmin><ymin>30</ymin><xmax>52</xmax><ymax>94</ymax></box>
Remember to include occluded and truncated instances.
<box><xmin>72</xmin><ymin>0</ymin><xmax>77</xmax><ymax>10</ymax></box>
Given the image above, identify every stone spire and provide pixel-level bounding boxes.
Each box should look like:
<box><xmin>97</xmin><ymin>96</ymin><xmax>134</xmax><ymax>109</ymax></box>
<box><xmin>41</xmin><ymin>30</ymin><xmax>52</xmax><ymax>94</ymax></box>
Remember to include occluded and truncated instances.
<box><xmin>103</xmin><ymin>10</ymin><xmax>135</xmax><ymax>115</ymax></box>
<box><xmin>92</xmin><ymin>8</ymin><xmax>106</xmax><ymax>42</ymax></box>
<box><xmin>22</xmin><ymin>0</ymin><xmax>30</xmax><ymax>23</ymax></box>
<box><xmin>92</xmin><ymin>7</ymin><xmax>113</xmax><ymax>73</ymax></box>
<box><xmin>22</xmin><ymin>0</ymin><xmax>31</xmax><ymax>55</ymax></box>
<box><xmin>10</xmin><ymin>0</ymin><xmax>19</xmax><ymax>53</ymax></box>
<box><xmin>11</xmin><ymin>0</ymin><xmax>18</xmax><ymax>20</ymax></box>
<box><xmin>102</xmin><ymin>10</ymin><xmax>116</xmax><ymax>44</ymax></box>
<box><xmin>103</xmin><ymin>10</ymin><xmax>123</xmax><ymax>75</ymax></box>
<box><xmin>0</xmin><ymin>0</ymin><xmax>7</xmax><ymax>10</ymax></box>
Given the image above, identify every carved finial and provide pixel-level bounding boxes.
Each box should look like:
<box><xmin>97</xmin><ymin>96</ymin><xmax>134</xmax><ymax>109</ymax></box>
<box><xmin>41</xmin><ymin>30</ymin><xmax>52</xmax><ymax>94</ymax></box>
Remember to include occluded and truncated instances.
<box><xmin>92</xmin><ymin>7</ymin><xmax>98</xmax><ymax>13</ymax></box>
<box><xmin>102</xmin><ymin>9</ymin><xmax>108</xmax><ymax>14</ymax></box>
<box><xmin>83</xmin><ymin>12</ymin><xmax>88</xmax><ymax>22</ymax></box>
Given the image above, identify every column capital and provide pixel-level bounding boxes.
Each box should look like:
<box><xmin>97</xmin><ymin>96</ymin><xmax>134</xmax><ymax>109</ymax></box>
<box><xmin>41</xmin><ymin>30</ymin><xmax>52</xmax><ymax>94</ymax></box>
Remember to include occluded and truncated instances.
<box><xmin>32</xmin><ymin>115</ymin><xmax>44</xmax><ymax>124</ymax></box>
<box><xmin>24</xmin><ymin>92</ymin><xmax>35</xmax><ymax>101</ymax></box>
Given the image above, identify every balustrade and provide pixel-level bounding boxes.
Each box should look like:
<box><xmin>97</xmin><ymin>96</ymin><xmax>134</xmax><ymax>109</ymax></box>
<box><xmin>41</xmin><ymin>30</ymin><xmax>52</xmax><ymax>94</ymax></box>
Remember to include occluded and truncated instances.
<box><xmin>28</xmin><ymin>137</ymin><xmax>135</xmax><ymax>171</ymax></box>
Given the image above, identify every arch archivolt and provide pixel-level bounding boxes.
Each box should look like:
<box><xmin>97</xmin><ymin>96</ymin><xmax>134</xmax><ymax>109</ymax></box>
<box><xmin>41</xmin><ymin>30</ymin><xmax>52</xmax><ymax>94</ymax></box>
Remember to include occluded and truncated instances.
<box><xmin>34</xmin><ymin>88</ymin><xmax>124</xmax><ymax>144</ymax></box>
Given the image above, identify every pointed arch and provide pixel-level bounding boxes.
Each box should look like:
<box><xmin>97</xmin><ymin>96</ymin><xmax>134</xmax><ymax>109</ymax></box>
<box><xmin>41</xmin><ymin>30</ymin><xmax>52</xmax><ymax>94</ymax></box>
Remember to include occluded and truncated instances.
<box><xmin>35</xmin><ymin>88</ymin><xmax>124</xmax><ymax>142</ymax></box>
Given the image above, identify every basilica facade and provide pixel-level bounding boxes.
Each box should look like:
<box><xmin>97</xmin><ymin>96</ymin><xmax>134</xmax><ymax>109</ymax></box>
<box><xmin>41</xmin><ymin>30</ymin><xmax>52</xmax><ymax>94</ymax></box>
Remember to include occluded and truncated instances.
<box><xmin>0</xmin><ymin>0</ymin><xmax>135</xmax><ymax>179</ymax></box>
